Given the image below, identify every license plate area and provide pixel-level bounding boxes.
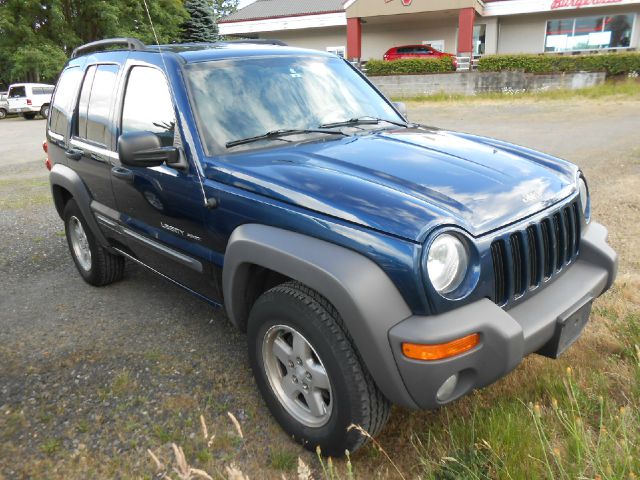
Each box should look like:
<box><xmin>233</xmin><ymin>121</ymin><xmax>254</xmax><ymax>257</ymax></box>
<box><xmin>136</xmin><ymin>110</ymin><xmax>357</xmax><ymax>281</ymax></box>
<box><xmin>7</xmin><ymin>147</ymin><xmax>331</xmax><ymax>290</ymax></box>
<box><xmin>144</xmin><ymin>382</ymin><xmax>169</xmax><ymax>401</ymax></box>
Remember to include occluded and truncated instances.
<box><xmin>538</xmin><ymin>297</ymin><xmax>593</xmax><ymax>359</ymax></box>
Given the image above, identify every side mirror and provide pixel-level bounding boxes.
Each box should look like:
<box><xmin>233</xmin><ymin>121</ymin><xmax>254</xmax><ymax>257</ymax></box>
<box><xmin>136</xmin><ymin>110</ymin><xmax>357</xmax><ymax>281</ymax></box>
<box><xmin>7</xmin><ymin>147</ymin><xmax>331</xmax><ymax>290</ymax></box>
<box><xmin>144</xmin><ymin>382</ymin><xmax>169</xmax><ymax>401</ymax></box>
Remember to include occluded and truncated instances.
<box><xmin>118</xmin><ymin>131</ymin><xmax>180</xmax><ymax>168</ymax></box>
<box><xmin>393</xmin><ymin>101</ymin><xmax>408</xmax><ymax>119</ymax></box>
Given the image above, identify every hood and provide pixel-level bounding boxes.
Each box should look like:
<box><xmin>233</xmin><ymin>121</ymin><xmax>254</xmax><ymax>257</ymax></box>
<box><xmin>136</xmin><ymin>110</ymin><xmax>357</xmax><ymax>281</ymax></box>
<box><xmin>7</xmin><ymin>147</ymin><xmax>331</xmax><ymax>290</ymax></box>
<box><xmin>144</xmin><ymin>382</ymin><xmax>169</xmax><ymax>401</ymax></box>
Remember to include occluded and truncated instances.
<box><xmin>206</xmin><ymin>128</ymin><xmax>578</xmax><ymax>241</ymax></box>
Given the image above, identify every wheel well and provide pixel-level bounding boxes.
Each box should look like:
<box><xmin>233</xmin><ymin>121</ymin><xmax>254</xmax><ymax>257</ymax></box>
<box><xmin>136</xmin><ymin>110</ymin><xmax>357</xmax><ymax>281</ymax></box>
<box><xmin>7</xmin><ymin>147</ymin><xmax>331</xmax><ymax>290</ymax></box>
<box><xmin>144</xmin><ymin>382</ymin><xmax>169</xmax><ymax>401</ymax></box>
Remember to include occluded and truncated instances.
<box><xmin>235</xmin><ymin>264</ymin><xmax>291</xmax><ymax>332</ymax></box>
<box><xmin>51</xmin><ymin>184</ymin><xmax>72</xmax><ymax>218</ymax></box>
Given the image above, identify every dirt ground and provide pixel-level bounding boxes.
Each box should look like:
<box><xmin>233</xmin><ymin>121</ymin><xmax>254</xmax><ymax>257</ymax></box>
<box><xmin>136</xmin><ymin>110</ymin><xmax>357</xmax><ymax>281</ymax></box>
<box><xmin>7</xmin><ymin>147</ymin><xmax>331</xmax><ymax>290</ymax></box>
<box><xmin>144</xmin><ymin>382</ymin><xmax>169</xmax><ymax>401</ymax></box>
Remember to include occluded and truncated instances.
<box><xmin>0</xmin><ymin>98</ymin><xmax>638</xmax><ymax>478</ymax></box>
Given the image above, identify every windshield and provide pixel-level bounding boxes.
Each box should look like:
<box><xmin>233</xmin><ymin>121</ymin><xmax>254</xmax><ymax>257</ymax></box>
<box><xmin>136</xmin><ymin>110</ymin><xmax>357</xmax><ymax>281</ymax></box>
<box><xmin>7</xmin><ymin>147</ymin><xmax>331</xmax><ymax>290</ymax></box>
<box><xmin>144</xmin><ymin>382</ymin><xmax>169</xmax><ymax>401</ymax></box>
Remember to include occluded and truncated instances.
<box><xmin>185</xmin><ymin>55</ymin><xmax>403</xmax><ymax>154</ymax></box>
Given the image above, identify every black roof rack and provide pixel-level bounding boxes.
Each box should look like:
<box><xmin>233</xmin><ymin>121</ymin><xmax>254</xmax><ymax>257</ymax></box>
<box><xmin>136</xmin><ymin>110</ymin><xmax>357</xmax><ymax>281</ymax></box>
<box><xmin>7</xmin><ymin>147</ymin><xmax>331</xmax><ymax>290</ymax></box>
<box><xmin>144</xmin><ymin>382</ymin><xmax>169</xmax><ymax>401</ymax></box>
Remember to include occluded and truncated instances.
<box><xmin>71</xmin><ymin>38</ymin><xmax>146</xmax><ymax>59</ymax></box>
<box><xmin>223</xmin><ymin>39</ymin><xmax>288</xmax><ymax>47</ymax></box>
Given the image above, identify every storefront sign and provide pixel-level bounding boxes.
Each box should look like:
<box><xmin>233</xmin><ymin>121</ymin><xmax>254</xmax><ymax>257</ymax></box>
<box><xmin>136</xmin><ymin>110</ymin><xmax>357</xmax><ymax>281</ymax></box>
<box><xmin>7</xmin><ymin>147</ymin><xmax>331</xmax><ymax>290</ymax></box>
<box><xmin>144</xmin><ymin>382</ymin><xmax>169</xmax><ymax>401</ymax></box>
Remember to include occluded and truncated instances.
<box><xmin>551</xmin><ymin>0</ymin><xmax>623</xmax><ymax>9</ymax></box>
<box><xmin>385</xmin><ymin>0</ymin><xmax>413</xmax><ymax>5</ymax></box>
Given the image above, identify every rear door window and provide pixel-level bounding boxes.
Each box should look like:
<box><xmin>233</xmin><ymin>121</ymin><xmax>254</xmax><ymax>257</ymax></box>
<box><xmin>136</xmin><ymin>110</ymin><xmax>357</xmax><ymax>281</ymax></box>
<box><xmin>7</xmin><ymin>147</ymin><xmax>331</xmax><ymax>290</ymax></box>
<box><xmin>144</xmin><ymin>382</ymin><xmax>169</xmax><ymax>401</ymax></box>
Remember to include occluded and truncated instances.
<box><xmin>86</xmin><ymin>65</ymin><xmax>119</xmax><ymax>146</ymax></box>
<box><xmin>50</xmin><ymin>67</ymin><xmax>83</xmax><ymax>136</ymax></box>
<box><xmin>121</xmin><ymin>66</ymin><xmax>175</xmax><ymax>147</ymax></box>
<box><xmin>76</xmin><ymin>64</ymin><xmax>119</xmax><ymax>146</ymax></box>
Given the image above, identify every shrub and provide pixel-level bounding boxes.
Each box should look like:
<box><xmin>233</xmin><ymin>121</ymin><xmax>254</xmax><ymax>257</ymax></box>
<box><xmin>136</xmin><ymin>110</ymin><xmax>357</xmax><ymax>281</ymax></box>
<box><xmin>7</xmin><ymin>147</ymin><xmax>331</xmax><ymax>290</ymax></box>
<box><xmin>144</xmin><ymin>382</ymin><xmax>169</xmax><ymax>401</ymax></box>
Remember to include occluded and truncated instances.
<box><xmin>478</xmin><ymin>53</ymin><xmax>640</xmax><ymax>76</ymax></box>
<box><xmin>366</xmin><ymin>57</ymin><xmax>456</xmax><ymax>76</ymax></box>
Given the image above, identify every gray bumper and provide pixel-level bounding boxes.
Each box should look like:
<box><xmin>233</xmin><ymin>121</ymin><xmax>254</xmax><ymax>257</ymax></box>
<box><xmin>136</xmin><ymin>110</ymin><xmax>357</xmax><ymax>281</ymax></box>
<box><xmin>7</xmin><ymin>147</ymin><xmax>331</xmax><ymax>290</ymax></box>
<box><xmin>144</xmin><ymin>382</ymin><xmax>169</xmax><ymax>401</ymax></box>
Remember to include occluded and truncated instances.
<box><xmin>388</xmin><ymin>221</ymin><xmax>617</xmax><ymax>409</ymax></box>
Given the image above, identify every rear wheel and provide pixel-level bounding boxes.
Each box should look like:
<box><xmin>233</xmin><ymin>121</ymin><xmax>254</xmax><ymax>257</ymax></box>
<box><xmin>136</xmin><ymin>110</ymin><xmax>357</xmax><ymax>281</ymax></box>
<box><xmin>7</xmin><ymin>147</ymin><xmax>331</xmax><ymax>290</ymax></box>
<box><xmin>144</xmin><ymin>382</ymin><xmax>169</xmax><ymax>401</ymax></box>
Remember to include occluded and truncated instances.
<box><xmin>23</xmin><ymin>112</ymin><xmax>36</xmax><ymax>120</ymax></box>
<box><xmin>248</xmin><ymin>281</ymin><xmax>390</xmax><ymax>456</ymax></box>
<box><xmin>63</xmin><ymin>199</ymin><xmax>124</xmax><ymax>286</ymax></box>
<box><xmin>0</xmin><ymin>108</ymin><xmax>6</xmax><ymax>119</ymax></box>
<box><xmin>40</xmin><ymin>104</ymin><xmax>50</xmax><ymax>118</ymax></box>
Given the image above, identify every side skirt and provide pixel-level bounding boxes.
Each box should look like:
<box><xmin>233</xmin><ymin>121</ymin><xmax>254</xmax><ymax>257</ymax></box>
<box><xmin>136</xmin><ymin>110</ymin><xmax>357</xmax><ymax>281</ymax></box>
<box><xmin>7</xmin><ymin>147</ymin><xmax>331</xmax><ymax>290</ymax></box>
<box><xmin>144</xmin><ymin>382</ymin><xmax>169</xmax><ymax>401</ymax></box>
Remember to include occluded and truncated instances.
<box><xmin>112</xmin><ymin>247</ymin><xmax>223</xmax><ymax>309</ymax></box>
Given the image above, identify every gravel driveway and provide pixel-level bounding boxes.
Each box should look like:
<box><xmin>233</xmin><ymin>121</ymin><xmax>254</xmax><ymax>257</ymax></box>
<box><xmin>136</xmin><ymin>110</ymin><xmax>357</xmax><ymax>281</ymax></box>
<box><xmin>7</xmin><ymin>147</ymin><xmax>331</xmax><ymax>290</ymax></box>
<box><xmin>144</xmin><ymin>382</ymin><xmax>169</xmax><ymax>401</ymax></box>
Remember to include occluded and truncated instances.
<box><xmin>1</xmin><ymin>100</ymin><xmax>638</xmax><ymax>478</ymax></box>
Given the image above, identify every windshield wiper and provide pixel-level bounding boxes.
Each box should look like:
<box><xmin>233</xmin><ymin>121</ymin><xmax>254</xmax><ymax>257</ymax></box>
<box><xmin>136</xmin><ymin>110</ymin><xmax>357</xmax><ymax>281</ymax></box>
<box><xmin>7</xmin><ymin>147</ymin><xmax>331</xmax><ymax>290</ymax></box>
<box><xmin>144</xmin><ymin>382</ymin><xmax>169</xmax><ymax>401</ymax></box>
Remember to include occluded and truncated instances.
<box><xmin>225</xmin><ymin>128</ymin><xmax>348</xmax><ymax>148</ymax></box>
<box><xmin>319</xmin><ymin>116</ymin><xmax>410</xmax><ymax>129</ymax></box>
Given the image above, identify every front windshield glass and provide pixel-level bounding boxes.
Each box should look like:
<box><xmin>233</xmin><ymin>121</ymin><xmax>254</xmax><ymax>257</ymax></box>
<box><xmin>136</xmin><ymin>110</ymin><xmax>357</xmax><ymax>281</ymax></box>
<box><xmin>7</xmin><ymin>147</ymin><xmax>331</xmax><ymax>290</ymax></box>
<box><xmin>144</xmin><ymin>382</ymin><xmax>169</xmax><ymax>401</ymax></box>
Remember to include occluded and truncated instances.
<box><xmin>185</xmin><ymin>55</ymin><xmax>403</xmax><ymax>154</ymax></box>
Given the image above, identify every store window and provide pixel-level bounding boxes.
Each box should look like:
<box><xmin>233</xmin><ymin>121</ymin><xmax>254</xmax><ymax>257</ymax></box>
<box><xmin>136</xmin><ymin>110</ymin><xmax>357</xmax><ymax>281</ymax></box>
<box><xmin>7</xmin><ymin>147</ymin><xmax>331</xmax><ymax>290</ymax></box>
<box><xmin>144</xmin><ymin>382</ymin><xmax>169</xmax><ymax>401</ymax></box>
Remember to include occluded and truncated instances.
<box><xmin>545</xmin><ymin>14</ymin><xmax>634</xmax><ymax>52</ymax></box>
<box><xmin>473</xmin><ymin>24</ymin><xmax>486</xmax><ymax>55</ymax></box>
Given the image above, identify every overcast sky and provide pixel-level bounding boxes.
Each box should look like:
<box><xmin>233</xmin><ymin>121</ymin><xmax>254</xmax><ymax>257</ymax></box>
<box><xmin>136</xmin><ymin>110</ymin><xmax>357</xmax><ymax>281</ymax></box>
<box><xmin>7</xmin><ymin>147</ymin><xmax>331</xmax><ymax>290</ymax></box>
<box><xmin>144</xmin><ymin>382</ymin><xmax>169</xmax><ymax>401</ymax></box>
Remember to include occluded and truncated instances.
<box><xmin>237</xmin><ymin>0</ymin><xmax>255</xmax><ymax>8</ymax></box>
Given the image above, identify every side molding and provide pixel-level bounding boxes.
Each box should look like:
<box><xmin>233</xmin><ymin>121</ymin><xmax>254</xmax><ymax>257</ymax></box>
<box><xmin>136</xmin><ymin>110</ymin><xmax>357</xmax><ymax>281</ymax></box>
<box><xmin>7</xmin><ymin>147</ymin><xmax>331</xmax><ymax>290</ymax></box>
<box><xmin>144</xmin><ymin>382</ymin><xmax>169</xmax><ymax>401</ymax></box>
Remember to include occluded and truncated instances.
<box><xmin>223</xmin><ymin>224</ymin><xmax>418</xmax><ymax>407</ymax></box>
<box><xmin>49</xmin><ymin>163</ymin><xmax>109</xmax><ymax>247</ymax></box>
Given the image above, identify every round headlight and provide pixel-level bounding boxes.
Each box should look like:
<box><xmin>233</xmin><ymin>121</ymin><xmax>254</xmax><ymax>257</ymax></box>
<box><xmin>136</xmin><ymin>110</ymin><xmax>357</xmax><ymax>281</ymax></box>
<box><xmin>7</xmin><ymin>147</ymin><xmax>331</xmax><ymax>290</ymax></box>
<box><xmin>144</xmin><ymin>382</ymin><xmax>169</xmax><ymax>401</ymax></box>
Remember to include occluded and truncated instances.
<box><xmin>578</xmin><ymin>177</ymin><xmax>589</xmax><ymax>215</ymax></box>
<box><xmin>427</xmin><ymin>234</ymin><xmax>469</xmax><ymax>295</ymax></box>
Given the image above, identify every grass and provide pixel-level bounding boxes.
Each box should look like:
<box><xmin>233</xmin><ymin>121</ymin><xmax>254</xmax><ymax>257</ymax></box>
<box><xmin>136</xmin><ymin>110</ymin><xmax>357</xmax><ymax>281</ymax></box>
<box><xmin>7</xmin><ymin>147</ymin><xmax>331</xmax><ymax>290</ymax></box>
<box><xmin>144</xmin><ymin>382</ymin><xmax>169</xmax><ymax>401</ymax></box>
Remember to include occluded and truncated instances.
<box><xmin>0</xmin><ymin>175</ymin><xmax>51</xmax><ymax>209</ymax></box>
<box><xmin>135</xmin><ymin>257</ymin><xmax>639</xmax><ymax>480</ymax></box>
<box><xmin>41</xmin><ymin>438</ymin><xmax>61</xmax><ymax>456</ymax></box>
<box><xmin>269</xmin><ymin>448</ymin><xmax>298</xmax><ymax>471</ymax></box>
<box><xmin>395</xmin><ymin>78</ymin><xmax>640</xmax><ymax>103</ymax></box>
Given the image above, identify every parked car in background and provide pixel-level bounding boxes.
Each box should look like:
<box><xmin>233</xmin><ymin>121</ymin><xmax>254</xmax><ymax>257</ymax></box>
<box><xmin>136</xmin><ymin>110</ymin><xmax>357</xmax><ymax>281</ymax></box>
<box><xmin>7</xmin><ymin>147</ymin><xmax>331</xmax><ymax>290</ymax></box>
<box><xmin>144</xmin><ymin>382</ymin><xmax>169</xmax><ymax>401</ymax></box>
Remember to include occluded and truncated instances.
<box><xmin>0</xmin><ymin>92</ymin><xmax>8</xmax><ymax>119</ymax></box>
<box><xmin>383</xmin><ymin>44</ymin><xmax>457</xmax><ymax>67</ymax></box>
<box><xmin>7</xmin><ymin>83</ymin><xmax>54</xmax><ymax>119</ymax></box>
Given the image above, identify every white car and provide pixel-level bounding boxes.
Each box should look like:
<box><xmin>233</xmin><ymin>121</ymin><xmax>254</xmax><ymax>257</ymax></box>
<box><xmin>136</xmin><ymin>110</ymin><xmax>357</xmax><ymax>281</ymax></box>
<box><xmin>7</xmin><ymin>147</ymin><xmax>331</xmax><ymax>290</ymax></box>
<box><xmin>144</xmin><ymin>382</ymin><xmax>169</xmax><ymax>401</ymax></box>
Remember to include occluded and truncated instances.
<box><xmin>0</xmin><ymin>92</ymin><xmax>8</xmax><ymax>119</ymax></box>
<box><xmin>7</xmin><ymin>83</ymin><xmax>54</xmax><ymax>119</ymax></box>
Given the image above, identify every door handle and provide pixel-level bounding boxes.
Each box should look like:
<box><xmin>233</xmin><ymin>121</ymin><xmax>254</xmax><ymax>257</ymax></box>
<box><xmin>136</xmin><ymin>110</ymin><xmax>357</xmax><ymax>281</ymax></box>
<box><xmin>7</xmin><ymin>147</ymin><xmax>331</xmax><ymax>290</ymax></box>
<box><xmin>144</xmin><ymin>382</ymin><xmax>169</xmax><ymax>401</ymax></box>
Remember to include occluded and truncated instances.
<box><xmin>111</xmin><ymin>166</ymin><xmax>134</xmax><ymax>182</ymax></box>
<box><xmin>65</xmin><ymin>148</ymin><xmax>83</xmax><ymax>161</ymax></box>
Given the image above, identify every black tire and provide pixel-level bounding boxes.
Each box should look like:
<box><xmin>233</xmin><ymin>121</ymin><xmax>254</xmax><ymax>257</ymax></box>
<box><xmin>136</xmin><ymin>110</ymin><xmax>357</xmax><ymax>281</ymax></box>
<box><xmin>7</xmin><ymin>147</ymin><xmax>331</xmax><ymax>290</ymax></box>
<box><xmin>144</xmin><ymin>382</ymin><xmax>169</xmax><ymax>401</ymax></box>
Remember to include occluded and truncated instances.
<box><xmin>248</xmin><ymin>281</ymin><xmax>390</xmax><ymax>456</ymax></box>
<box><xmin>40</xmin><ymin>104</ymin><xmax>50</xmax><ymax>118</ymax></box>
<box><xmin>23</xmin><ymin>112</ymin><xmax>36</xmax><ymax>120</ymax></box>
<box><xmin>63</xmin><ymin>199</ymin><xmax>124</xmax><ymax>286</ymax></box>
<box><xmin>0</xmin><ymin>108</ymin><xmax>6</xmax><ymax>119</ymax></box>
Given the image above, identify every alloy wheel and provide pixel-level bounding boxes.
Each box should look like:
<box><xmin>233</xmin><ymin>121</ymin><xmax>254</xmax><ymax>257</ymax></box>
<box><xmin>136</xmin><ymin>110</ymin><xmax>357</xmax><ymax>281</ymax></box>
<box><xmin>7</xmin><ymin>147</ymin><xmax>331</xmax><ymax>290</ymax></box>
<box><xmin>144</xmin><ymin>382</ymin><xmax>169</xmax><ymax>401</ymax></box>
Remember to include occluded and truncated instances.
<box><xmin>262</xmin><ymin>324</ymin><xmax>333</xmax><ymax>427</ymax></box>
<box><xmin>68</xmin><ymin>216</ymin><xmax>92</xmax><ymax>271</ymax></box>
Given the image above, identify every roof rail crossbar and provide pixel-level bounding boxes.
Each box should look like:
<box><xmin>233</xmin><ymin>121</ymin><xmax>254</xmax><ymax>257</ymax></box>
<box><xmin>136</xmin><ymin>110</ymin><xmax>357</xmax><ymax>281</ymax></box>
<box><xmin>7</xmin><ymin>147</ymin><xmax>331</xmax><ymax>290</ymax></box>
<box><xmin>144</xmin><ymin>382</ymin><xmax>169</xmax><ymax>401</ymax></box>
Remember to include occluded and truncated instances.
<box><xmin>71</xmin><ymin>38</ymin><xmax>146</xmax><ymax>58</ymax></box>
<box><xmin>224</xmin><ymin>39</ymin><xmax>288</xmax><ymax>47</ymax></box>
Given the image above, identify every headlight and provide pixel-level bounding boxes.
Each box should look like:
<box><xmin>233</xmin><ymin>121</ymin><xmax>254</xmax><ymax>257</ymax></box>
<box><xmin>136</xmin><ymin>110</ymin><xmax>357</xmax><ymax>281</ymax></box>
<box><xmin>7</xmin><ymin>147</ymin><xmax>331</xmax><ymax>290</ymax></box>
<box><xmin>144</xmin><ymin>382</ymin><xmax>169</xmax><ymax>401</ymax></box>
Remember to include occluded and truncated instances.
<box><xmin>578</xmin><ymin>177</ymin><xmax>589</xmax><ymax>215</ymax></box>
<box><xmin>427</xmin><ymin>234</ymin><xmax>469</xmax><ymax>295</ymax></box>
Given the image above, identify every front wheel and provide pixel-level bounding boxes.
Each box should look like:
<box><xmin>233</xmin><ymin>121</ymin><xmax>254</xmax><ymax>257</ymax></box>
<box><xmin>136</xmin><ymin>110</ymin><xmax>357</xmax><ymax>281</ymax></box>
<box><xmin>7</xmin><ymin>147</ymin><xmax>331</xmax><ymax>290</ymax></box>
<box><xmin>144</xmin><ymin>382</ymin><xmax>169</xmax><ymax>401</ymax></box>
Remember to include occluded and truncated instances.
<box><xmin>248</xmin><ymin>281</ymin><xmax>390</xmax><ymax>456</ymax></box>
<box><xmin>40</xmin><ymin>104</ymin><xmax>50</xmax><ymax>118</ymax></box>
<box><xmin>0</xmin><ymin>108</ymin><xmax>6</xmax><ymax>119</ymax></box>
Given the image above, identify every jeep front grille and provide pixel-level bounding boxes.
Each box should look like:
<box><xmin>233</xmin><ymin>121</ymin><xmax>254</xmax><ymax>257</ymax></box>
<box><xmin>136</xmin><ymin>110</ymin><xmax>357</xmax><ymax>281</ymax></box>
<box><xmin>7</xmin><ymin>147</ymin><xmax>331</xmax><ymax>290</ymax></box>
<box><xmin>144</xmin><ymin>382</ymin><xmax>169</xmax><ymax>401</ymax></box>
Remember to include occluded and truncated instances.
<box><xmin>491</xmin><ymin>201</ymin><xmax>581</xmax><ymax>306</ymax></box>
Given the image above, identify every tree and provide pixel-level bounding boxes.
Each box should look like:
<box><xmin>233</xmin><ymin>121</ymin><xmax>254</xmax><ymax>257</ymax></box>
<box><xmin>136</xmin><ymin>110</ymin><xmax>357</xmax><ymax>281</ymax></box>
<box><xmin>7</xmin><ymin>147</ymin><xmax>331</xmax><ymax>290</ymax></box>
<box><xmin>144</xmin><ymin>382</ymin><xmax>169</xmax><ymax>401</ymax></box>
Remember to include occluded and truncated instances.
<box><xmin>0</xmin><ymin>0</ymin><xmax>188</xmax><ymax>86</ymax></box>
<box><xmin>182</xmin><ymin>0</ymin><xmax>217</xmax><ymax>43</ymax></box>
<box><xmin>212</xmin><ymin>0</ymin><xmax>239</xmax><ymax>23</ymax></box>
<box><xmin>181</xmin><ymin>0</ymin><xmax>239</xmax><ymax>43</ymax></box>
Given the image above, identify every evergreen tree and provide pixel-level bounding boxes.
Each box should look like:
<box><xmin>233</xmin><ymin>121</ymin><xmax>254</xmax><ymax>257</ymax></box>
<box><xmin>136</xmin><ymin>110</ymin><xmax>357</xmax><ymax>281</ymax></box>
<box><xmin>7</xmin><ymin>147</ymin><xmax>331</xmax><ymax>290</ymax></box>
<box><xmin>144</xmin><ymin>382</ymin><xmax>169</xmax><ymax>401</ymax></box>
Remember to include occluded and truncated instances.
<box><xmin>182</xmin><ymin>0</ymin><xmax>217</xmax><ymax>43</ymax></box>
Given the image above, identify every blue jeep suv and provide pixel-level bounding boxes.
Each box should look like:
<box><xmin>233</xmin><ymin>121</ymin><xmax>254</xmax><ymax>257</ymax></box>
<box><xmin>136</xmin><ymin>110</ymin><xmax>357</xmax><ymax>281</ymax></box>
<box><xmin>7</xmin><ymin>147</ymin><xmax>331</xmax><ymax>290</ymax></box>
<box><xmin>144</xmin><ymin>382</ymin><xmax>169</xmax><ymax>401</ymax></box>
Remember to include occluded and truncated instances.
<box><xmin>46</xmin><ymin>38</ymin><xmax>617</xmax><ymax>456</ymax></box>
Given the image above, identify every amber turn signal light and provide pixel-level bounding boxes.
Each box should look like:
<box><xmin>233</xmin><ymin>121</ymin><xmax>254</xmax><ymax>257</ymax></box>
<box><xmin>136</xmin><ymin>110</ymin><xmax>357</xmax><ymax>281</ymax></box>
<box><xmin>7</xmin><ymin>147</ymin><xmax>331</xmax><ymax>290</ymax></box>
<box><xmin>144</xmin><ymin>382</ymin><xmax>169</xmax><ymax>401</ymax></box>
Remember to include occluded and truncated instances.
<box><xmin>402</xmin><ymin>333</ymin><xmax>480</xmax><ymax>361</ymax></box>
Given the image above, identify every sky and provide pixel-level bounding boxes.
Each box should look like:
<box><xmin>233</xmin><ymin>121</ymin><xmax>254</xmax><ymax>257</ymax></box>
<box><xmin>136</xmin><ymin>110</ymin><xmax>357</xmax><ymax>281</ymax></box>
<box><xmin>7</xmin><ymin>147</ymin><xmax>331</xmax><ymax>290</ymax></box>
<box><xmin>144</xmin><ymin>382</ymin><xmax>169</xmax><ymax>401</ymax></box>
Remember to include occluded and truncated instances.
<box><xmin>237</xmin><ymin>0</ymin><xmax>256</xmax><ymax>8</ymax></box>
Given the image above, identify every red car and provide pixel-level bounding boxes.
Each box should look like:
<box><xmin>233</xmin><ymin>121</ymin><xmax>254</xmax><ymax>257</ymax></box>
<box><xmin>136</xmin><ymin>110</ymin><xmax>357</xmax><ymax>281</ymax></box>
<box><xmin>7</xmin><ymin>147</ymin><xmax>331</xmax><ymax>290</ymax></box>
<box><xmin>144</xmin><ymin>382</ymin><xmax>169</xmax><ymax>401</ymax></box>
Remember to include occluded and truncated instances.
<box><xmin>383</xmin><ymin>44</ymin><xmax>457</xmax><ymax>67</ymax></box>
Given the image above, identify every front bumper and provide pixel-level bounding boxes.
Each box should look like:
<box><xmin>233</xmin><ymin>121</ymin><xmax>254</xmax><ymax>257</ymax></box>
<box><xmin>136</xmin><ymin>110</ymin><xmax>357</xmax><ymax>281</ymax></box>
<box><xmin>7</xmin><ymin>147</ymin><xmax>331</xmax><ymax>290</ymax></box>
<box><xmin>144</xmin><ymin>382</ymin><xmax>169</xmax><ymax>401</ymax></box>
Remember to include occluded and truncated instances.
<box><xmin>388</xmin><ymin>221</ymin><xmax>617</xmax><ymax>409</ymax></box>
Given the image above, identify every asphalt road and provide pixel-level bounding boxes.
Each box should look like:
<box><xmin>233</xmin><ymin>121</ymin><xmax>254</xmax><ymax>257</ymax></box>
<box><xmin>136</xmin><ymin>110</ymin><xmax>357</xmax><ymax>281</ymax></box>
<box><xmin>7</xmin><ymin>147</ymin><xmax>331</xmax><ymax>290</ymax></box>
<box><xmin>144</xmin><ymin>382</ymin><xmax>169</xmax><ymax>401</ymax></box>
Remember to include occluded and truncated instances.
<box><xmin>0</xmin><ymin>101</ymin><xmax>638</xmax><ymax>478</ymax></box>
<box><xmin>0</xmin><ymin>116</ymin><xmax>47</xmax><ymax>168</ymax></box>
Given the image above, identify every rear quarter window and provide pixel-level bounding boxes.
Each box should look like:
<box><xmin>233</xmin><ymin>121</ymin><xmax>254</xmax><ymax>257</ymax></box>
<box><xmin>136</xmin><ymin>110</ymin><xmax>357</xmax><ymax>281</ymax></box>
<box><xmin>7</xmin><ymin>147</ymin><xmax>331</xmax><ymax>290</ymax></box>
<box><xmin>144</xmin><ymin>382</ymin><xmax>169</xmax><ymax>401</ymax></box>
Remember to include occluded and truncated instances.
<box><xmin>49</xmin><ymin>67</ymin><xmax>83</xmax><ymax>136</ymax></box>
<box><xmin>9</xmin><ymin>86</ymin><xmax>26</xmax><ymax>98</ymax></box>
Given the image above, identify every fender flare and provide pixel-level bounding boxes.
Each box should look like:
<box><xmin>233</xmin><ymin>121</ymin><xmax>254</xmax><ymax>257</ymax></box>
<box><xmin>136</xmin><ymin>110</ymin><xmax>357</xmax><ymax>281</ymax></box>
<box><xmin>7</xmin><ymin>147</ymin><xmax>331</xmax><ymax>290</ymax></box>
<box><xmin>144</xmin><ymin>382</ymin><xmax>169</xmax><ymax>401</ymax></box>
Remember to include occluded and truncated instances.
<box><xmin>223</xmin><ymin>223</ymin><xmax>418</xmax><ymax>407</ymax></box>
<box><xmin>49</xmin><ymin>163</ymin><xmax>109</xmax><ymax>247</ymax></box>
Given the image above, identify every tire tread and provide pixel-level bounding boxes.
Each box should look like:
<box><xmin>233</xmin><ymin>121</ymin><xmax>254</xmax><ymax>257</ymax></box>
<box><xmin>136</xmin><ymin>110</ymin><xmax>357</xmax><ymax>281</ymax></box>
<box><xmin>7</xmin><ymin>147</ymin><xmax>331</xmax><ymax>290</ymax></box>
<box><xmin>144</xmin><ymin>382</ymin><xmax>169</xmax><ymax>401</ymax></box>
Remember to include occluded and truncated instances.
<box><xmin>262</xmin><ymin>281</ymin><xmax>391</xmax><ymax>452</ymax></box>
